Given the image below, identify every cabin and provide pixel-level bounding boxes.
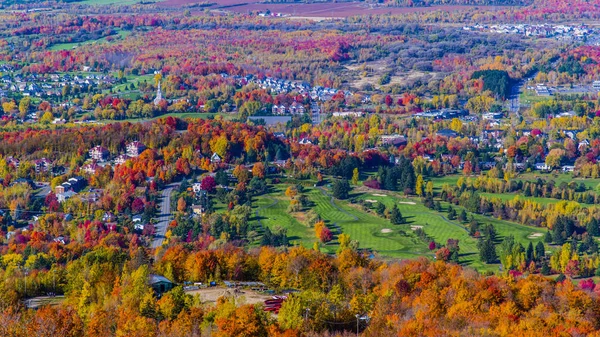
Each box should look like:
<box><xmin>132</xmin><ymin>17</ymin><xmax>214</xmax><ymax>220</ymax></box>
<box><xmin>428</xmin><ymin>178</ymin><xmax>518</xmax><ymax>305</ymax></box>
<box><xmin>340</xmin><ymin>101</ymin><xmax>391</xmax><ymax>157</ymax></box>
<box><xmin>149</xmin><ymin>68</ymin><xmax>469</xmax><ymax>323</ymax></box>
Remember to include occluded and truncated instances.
<box><xmin>149</xmin><ymin>274</ymin><xmax>175</xmax><ymax>294</ymax></box>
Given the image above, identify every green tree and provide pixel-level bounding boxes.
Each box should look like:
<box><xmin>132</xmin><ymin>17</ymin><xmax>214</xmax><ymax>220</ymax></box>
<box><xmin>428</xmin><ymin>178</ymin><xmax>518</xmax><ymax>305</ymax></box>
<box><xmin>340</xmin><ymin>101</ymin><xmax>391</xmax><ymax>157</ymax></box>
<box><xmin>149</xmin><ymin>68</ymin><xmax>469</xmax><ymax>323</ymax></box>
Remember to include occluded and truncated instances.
<box><xmin>479</xmin><ymin>238</ymin><xmax>497</xmax><ymax>264</ymax></box>
<box><xmin>390</xmin><ymin>205</ymin><xmax>404</xmax><ymax>225</ymax></box>
<box><xmin>332</xmin><ymin>179</ymin><xmax>350</xmax><ymax>200</ymax></box>
<box><xmin>535</xmin><ymin>241</ymin><xmax>545</xmax><ymax>261</ymax></box>
<box><xmin>587</xmin><ymin>218</ymin><xmax>599</xmax><ymax>236</ymax></box>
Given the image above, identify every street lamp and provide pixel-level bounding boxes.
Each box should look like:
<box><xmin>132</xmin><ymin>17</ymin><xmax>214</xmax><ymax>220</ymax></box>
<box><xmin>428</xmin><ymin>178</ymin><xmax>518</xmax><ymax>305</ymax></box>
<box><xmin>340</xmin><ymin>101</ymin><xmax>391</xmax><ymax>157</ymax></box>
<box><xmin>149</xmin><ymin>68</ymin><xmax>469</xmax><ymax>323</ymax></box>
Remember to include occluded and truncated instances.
<box><xmin>355</xmin><ymin>314</ymin><xmax>360</xmax><ymax>336</ymax></box>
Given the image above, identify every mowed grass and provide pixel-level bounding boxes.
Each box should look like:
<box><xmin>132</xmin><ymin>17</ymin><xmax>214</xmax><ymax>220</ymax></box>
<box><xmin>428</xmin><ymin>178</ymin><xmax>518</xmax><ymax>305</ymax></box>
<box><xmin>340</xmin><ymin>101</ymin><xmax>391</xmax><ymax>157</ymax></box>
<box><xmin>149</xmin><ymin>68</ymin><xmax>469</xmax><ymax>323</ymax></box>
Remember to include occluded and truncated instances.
<box><xmin>252</xmin><ymin>185</ymin><xmax>429</xmax><ymax>258</ymax></box>
<box><xmin>251</xmin><ymin>181</ymin><xmax>550</xmax><ymax>271</ymax></box>
<box><xmin>351</xmin><ymin>189</ymin><xmax>547</xmax><ymax>271</ymax></box>
<box><xmin>49</xmin><ymin>30</ymin><xmax>131</xmax><ymax>51</ymax></box>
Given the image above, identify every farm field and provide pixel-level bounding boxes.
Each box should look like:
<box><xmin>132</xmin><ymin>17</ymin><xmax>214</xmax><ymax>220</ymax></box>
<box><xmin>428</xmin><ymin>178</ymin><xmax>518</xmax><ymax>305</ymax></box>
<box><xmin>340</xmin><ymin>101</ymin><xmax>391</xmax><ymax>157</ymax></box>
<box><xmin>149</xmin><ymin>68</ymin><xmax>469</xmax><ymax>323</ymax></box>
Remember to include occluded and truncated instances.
<box><xmin>252</xmin><ymin>182</ymin><xmax>546</xmax><ymax>271</ymax></box>
<box><xmin>222</xmin><ymin>4</ymin><xmax>514</xmax><ymax>18</ymax></box>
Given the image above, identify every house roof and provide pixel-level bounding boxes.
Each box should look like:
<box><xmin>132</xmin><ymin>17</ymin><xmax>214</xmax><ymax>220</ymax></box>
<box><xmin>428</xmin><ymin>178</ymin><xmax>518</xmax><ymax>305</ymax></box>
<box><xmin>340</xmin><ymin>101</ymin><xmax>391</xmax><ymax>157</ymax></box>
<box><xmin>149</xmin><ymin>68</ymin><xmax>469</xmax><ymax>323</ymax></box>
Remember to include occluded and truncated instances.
<box><xmin>149</xmin><ymin>274</ymin><xmax>174</xmax><ymax>285</ymax></box>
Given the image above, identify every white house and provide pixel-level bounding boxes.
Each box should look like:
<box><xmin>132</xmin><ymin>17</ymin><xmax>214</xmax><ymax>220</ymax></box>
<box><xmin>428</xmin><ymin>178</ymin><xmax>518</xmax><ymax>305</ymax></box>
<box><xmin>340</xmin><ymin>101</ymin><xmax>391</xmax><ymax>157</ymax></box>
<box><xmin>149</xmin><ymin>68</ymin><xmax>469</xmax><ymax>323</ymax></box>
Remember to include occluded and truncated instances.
<box><xmin>89</xmin><ymin>146</ymin><xmax>109</xmax><ymax>161</ymax></box>
<box><xmin>535</xmin><ymin>162</ymin><xmax>551</xmax><ymax>171</ymax></box>
<box><xmin>126</xmin><ymin>141</ymin><xmax>146</xmax><ymax>157</ymax></box>
<box><xmin>210</xmin><ymin>153</ymin><xmax>221</xmax><ymax>163</ymax></box>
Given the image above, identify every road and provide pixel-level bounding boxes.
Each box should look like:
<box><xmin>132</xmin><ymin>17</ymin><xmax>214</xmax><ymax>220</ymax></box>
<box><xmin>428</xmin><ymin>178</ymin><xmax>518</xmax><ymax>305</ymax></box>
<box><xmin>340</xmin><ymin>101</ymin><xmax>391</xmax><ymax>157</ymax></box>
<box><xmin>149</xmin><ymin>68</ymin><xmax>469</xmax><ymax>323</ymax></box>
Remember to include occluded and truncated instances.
<box><xmin>151</xmin><ymin>184</ymin><xmax>178</xmax><ymax>249</ymax></box>
<box><xmin>34</xmin><ymin>182</ymin><xmax>51</xmax><ymax>199</ymax></box>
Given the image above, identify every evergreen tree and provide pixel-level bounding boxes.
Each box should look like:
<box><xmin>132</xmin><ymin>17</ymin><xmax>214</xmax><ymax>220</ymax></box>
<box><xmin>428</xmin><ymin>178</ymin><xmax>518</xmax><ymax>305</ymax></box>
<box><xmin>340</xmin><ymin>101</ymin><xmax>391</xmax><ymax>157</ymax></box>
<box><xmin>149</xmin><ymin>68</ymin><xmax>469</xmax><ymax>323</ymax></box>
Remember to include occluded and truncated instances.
<box><xmin>544</xmin><ymin>231</ymin><xmax>553</xmax><ymax>243</ymax></box>
<box><xmin>447</xmin><ymin>206</ymin><xmax>456</xmax><ymax>220</ymax></box>
<box><xmin>215</xmin><ymin>170</ymin><xmax>229</xmax><ymax>186</ymax></box>
<box><xmin>398</xmin><ymin>158</ymin><xmax>416</xmax><ymax>192</ymax></box>
<box><xmin>469</xmin><ymin>219</ymin><xmax>479</xmax><ymax>236</ymax></box>
<box><xmin>261</xmin><ymin>227</ymin><xmax>273</xmax><ymax>246</ymax></box>
<box><xmin>450</xmin><ymin>250</ymin><xmax>460</xmax><ymax>263</ymax></box>
<box><xmin>526</xmin><ymin>242</ymin><xmax>534</xmax><ymax>263</ymax></box>
<box><xmin>552</xmin><ymin>218</ymin><xmax>566</xmax><ymax>245</ymax></box>
<box><xmin>541</xmin><ymin>262</ymin><xmax>551</xmax><ymax>275</ymax></box>
<box><xmin>376</xmin><ymin>202</ymin><xmax>386</xmax><ymax>216</ymax></box>
<box><xmin>390</xmin><ymin>205</ymin><xmax>404</xmax><ymax>225</ymax></box>
<box><xmin>587</xmin><ymin>218</ymin><xmax>600</xmax><ymax>236</ymax></box>
<box><xmin>332</xmin><ymin>179</ymin><xmax>351</xmax><ymax>200</ymax></box>
<box><xmin>535</xmin><ymin>241</ymin><xmax>545</xmax><ymax>261</ymax></box>
<box><xmin>479</xmin><ymin>238</ymin><xmax>497</xmax><ymax>264</ymax></box>
<box><xmin>458</xmin><ymin>209</ymin><xmax>467</xmax><ymax>222</ymax></box>
<box><xmin>484</xmin><ymin>224</ymin><xmax>497</xmax><ymax>242</ymax></box>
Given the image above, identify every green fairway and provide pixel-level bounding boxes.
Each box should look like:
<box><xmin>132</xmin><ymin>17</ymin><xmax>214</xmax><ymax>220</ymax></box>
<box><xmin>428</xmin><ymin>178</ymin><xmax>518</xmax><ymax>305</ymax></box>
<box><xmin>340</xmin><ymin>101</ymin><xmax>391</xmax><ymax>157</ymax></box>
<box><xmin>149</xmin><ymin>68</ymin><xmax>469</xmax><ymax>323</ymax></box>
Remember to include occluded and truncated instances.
<box><xmin>49</xmin><ymin>30</ymin><xmax>131</xmax><ymax>51</ymax></box>
<box><xmin>251</xmin><ymin>182</ymin><xmax>549</xmax><ymax>272</ymax></box>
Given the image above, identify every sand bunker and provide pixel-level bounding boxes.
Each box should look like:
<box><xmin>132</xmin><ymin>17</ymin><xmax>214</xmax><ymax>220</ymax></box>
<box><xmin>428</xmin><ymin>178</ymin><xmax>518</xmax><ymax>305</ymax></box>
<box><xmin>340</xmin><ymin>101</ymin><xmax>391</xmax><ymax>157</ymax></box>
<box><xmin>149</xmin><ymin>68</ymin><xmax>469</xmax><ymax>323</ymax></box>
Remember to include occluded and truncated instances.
<box><xmin>528</xmin><ymin>233</ymin><xmax>544</xmax><ymax>239</ymax></box>
<box><xmin>381</xmin><ymin>228</ymin><xmax>393</xmax><ymax>233</ymax></box>
<box><xmin>372</xmin><ymin>193</ymin><xmax>387</xmax><ymax>197</ymax></box>
<box><xmin>410</xmin><ymin>225</ymin><xmax>423</xmax><ymax>231</ymax></box>
<box><xmin>399</xmin><ymin>201</ymin><xmax>416</xmax><ymax>205</ymax></box>
<box><xmin>365</xmin><ymin>199</ymin><xmax>378</xmax><ymax>203</ymax></box>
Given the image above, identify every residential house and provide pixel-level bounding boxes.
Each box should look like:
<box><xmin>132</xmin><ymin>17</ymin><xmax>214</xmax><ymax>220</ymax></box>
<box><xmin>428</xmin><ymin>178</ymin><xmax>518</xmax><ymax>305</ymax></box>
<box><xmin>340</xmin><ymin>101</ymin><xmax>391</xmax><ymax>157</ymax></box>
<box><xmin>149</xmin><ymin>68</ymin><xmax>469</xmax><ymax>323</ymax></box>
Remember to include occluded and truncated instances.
<box><xmin>89</xmin><ymin>146</ymin><xmax>109</xmax><ymax>161</ymax></box>
<box><xmin>191</xmin><ymin>205</ymin><xmax>204</xmax><ymax>216</ymax></box>
<box><xmin>34</xmin><ymin>158</ymin><xmax>52</xmax><ymax>173</ymax></box>
<box><xmin>55</xmin><ymin>185</ymin><xmax>66</xmax><ymax>195</ymax></box>
<box><xmin>114</xmin><ymin>154</ymin><xmax>130</xmax><ymax>165</ymax></box>
<box><xmin>562</xmin><ymin>165</ymin><xmax>575</xmax><ymax>172</ymax></box>
<box><xmin>192</xmin><ymin>182</ymin><xmax>202</xmax><ymax>194</ymax></box>
<box><xmin>210</xmin><ymin>153</ymin><xmax>221</xmax><ymax>163</ymax></box>
<box><xmin>57</xmin><ymin>190</ymin><xmax>77</xmax><ymax>203</ymax></box>
<box><xmin>126</xmin><ymin>141</ymin><xmax>146</xmax><ymax>157</ymax></box>
<box><xmin>82</xmin><ymin>163</ymin><xmax>100</xmax><ymax>175</ymax></box>
<box><xmin>535</xmin><ymin>162</ymin><xmax>551</xmax><ymax>171</ymax></box>
<box><xmin>380</xmin><ymin>134</ymin><xmax>407</xmax><ymax>147</ymax></box>
<box><xmin>68</xmin><ymin>176</ymin><xmax>86</xmax><ymax>192</ymax></box>
<box><xmin>289</xmin><ymin>102</ymin><xmax>305</xmax><ymax>115</ymax></box>
<box><xmin>436</xmin><ymin>129</ymin><xmax>459</xmax><ymax>138</ymax></box>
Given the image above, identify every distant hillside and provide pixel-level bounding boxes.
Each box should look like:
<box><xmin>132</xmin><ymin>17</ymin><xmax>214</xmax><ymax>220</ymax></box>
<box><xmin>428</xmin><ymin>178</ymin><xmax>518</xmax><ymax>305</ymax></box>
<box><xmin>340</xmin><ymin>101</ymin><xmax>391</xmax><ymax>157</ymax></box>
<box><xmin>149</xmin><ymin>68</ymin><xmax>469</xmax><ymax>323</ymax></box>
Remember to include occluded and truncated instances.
<box><xmin>385</xmin><ymin>0</ymin><xmax>531</xmax><ymax>6</ymax></box>
<box><xmin>262</xmin><ymin>0</ymin><xmax>532</xmax><ymax>6</ymax></box>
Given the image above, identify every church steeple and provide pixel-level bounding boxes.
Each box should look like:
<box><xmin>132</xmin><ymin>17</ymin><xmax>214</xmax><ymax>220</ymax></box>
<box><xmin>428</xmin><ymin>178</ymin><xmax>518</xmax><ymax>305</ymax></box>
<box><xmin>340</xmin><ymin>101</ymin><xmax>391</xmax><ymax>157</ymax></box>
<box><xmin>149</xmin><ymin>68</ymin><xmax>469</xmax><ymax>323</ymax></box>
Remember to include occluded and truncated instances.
<box><xmin>154</xmin><ymin>81</ymin><xmax>162</xmax><ymax>105</ymax></box>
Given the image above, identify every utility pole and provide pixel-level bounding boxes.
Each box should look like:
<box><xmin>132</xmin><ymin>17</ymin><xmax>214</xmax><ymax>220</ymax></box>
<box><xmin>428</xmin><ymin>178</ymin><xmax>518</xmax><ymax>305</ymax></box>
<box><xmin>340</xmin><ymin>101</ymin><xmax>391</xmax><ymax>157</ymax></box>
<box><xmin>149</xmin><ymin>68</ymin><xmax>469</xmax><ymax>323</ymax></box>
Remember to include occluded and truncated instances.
<box><xmin>355</xmin><ymin>314</ymin><xmax>360</xmax><ymax>336</ymax></box>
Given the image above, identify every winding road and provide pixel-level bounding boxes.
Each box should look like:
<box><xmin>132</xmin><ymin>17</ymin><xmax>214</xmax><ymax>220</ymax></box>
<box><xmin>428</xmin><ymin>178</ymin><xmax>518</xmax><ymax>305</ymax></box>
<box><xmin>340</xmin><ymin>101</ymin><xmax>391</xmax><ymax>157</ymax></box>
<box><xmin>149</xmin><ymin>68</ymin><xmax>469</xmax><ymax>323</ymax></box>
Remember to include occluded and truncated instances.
<box><xmin>151</xmin><ymin>184</ymin><xmax>178</xmax><ymax>249</ymax></box>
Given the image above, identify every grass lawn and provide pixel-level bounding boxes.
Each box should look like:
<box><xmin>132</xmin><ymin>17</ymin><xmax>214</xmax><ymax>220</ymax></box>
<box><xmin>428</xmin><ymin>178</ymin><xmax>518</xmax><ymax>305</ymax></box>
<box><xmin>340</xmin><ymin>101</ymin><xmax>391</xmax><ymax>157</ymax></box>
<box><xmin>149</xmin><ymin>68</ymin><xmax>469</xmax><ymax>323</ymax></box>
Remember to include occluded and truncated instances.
<box><xmin>250</xmin><ymin>181</ymin><xmax>549</xmax><ymax>274</ymax></box>
<box><xmin>249</xmin><ymin>179</ymin><xmax>555</xmax><ymax>273</ymax></box>
<box><xmin>49</xmin><ymin>29</ymin><xmax>131</xmax><ymax>51</ymax></box>
<box><xmin>354</xmin><ymin>190</ymin><xmax>547</xmax><ymax>272</ymax></box>
<box><xmin>251</xmin><ymin>185</ymin><xmax>430</xmax><ymax>259</ymax></box>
